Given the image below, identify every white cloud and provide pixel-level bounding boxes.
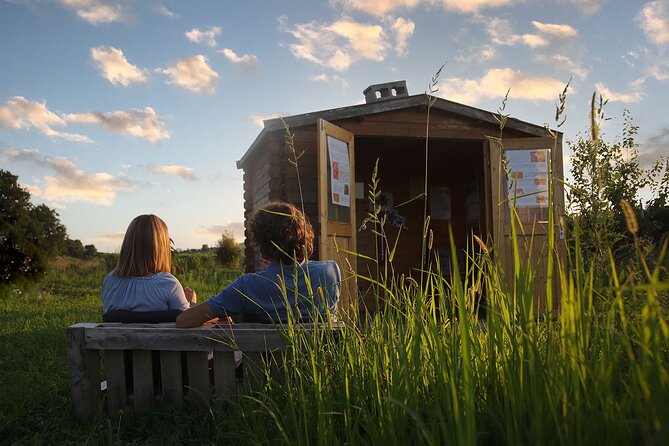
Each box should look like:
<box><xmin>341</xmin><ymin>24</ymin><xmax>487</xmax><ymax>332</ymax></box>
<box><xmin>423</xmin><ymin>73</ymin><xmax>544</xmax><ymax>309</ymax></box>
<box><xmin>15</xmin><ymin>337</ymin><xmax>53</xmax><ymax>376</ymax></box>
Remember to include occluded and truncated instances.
<box><xmin>65</xmin><ymin>107</ymin><xmax>170</xmax><ymax>144</ymax></box>
<box><xmin>0</xmin><ymin>96</ymin><xmax>91</xmax><ymax>143</ymax></box>
<box><xmin>159</xmin><ymin>55</ymin><xmax>219</xmax><ymax>95</ymax></box>
<box><xmin>185</xmin><ymin>26</ymin><xmax>222</xmax><ymax>47</ymax></box>
<box><xmin>640</xmin><ymin>126</ymin><xmax>669</xmax><ymax>167</ymax></box>
<box><xmin>567</xmin><ymin>0</ymin><xmax>602</xmax><ymax>15</ymax></box>
<box><xmin>281</xmin><ymin>16</ymin><xmax>389</xmax><ymax>71</ymax></box>
<box><xmin>333</xmin><ymin>0</ymin><xmax>421</xmax><ymax>17</ymax></box>
<box><xmin>391</xmin><ymin>17</ymin><xmax>415</xmax><ymax>55</ymax></box>
<box><xmin>535</xmin><ymin>54</ymin><xmax>588</xmax><ymax>80</ymax></box>
<box><xmin>438</xmin><ymin>0</ymin><xmax>521</xmax><ymax>14</ymax></box>
<box><xmin>1</xmin><ymin>148</ymin><xmax>134</xmax><ymax>206</ymax></box>
<box><xmin>155</xmin><ymin>4</ymin><xmax>178</xmax><ymax>18</ymax></box>
<box><xmin>595</xmin><ymin>82</ymin><xmax>643</xmax><ymax>103</ymax></box>
<box><xmin>637</xmin><ymin>1</ymin><xmax>669</xmax><ymax>45</ymax></box>
<box><xmin>487</xmin><ymin>18</ymin><xmax>577</xmax><ymax>48</ymax></box>
<box><xmin>247</xmin><ymin>113</ymin><xmax>283</xmax><ymax>128</ymax></box>
<box><xmin>193</xmin><ymin>222</ymin><xmax>245</xmax><ymax>243</ymax></box>
<box><xmin>90</xmin><ymin>46</ymin><xmax>147</xmax><ymax>87</ymax></box>
<box><xmin>531</xmin><ymin>21</ymin><xmax>578</xmax><ymax>39</ymax></box>
<box><xmin>456</xmin><ymin>44</ymin><xmax>498</xmax><ymax>64</ymax></box>
<box><xmin>98</xmin><ymin>231</ymin><xmax>125</xmax><ymax>241</ymax></box>
<box><xmin>438</xmin><ymin>68</ymin><xmax>568</xmax><ymax>104</ymax></box>
<box><xmin>147</xmin><ymin>165</ymin><xmax>198</xmax><ymax>181</ymax></box>
<box><xmin>60</xmin><ymin>0</ymin><xmax>124</xmax><ymax>25</ymax></box>
<box><xmin>220</xmin><ymin>48</ymin><xmax>259</xmax><ymax>70</ymax></box>
<box><xmin>309</xmin><ymin>73</ymin><xmax>349</xmax><ymax>90</ymax></box>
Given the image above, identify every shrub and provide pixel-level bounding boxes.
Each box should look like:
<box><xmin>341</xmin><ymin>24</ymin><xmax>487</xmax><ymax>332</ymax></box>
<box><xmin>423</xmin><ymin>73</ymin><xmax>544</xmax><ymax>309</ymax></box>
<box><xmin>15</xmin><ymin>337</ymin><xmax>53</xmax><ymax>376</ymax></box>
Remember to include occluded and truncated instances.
<box><xmin>215</xmin><ymin>231</ymin><xmax>241</xmax><ymax>269</ymax></box>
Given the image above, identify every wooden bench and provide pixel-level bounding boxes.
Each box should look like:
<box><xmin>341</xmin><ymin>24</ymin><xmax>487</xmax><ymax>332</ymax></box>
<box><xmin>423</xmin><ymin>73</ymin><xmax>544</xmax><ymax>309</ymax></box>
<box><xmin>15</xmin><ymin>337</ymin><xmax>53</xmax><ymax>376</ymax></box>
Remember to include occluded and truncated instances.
<box><xmin>66</xmin><ymin>322</ymin><xmax>338</xmax><ymax>419</ymax></box>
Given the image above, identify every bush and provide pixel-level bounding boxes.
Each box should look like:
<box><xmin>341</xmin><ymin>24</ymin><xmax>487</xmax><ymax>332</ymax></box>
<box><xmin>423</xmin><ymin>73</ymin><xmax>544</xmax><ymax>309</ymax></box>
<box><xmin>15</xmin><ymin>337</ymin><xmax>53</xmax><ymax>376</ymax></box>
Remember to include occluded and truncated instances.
<box><xmin>215</xmin><ymin>231</ymin><xmax>241</xmax><ymax>269</ymax></box>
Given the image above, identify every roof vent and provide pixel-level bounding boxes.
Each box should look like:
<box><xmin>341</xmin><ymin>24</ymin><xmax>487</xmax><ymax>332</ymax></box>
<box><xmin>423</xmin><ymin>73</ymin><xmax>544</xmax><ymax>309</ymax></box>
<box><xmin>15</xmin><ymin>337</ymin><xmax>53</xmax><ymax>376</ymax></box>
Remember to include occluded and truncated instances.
<box><xmin>363</xmin><ymin>80</ymin><xmax>409</xmax><ymax>103</ymax></box>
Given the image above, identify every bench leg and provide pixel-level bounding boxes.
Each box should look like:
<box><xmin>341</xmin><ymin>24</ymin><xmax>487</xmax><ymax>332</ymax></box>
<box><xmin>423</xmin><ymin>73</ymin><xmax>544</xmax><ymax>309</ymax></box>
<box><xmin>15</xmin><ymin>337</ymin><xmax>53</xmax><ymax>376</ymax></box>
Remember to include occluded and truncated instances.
<box><xmin>67</xmin><ymin>325</ymin><xmax>100</xmax><ymax>420</ymax></box>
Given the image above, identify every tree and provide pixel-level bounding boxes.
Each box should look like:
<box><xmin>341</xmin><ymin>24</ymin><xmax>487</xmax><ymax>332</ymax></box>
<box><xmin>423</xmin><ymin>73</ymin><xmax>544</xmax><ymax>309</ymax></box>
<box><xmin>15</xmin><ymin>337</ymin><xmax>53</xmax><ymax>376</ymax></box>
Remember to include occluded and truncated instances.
<box><xmin>65</xmin><ymin>238</ymin><xmax>85</xmax><ymax>258</ymax></box>
<box><xmin>567</xmin><ymin>96</ymin><xmax>663</xmax><ymax>275</ymax></box>
<box><xmin>215</xmin><ymin>231</ymin><xmax>241</xmax><ymax>269</ymax></box>
<box><xmin>83</xmin><ymin>244</ymin><xmax>98</xmax><ymax>258</ymax></box>
<box><xmin>0</xmin><ymin>170</ymin><xmax>67</xmax><ymax>284</ymax></box>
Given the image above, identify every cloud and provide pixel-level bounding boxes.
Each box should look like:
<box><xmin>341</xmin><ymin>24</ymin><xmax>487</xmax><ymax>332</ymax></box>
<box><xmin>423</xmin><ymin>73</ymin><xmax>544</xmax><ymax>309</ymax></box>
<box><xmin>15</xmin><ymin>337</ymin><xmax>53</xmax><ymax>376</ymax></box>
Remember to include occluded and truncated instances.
<box><xmin>281</xmin><ymin>16</ymin><xmax>389</xmax><ymax>71</ymax></box>
<box><xmin>640</xmin><ymin>126</ymin><xmax>669</xmax><ymax>166</ymax></box>
<box><xmin>64</xmin><ymin>107</ymin><xmax>170</xmax><ymax>144</ymax></box>
<box><xmin>0</xmin><ymin>96</ymin><xmax>91</xmax><ymax>142</ymax></box>
<box><xmin>456</xmin><ymin>45</ymin><xmax>498</xmax><ymax>64</ymax></box>
<box><xmin>567</xmin><ymin>0</ymin><xmax>602</xmax><ymax>15</ymax></box>
<box><xmin>155</xmin><ymin>4</ymin><xmax>178</xmax><ymax>18</ymax></box>
<box><xmin>535</xmin><ymin>54</ymin><xmax>588</xmax><ymax>80</ymax></box>
<box><xmin>247</xmin><ymin>113</ymin><xmax>284</xmax><ymax>127</ymax></box>
<box><xmin>309</xmin><ymin>73</ymin><xmax>349</xmax><ymax>90</ymax></box>
<box><xmin>60</xmin><ymin>0</ymin><xmax>124</xmax><ymax>25</ymax></box>
<box><xmin>438</xmin><ymin>0</ymin><xmax>522</xmax><ymax>14</ymax></box>
<box><xmin>185</xmin><ymin>26</ymin><xmax>222</xmax><ymax>47</ymax></box>
<box><xmin>438</xmin><ymin>68</ymin><xmax>568</xmax><ymax>104</ymax></box>
<box><xmin>193</xmin><ymin>222</ymin><xmax>245</xmax><ymax>243</ymax></box>
<box><xmin>637</xmin><ymin>1</ymin><xmax>669</xmax><ymax>45</ymax></box>
<box><xmin>594</xmin><ymin>82</ymin><xmax>643</xmax><ymax>103</ymax></box>
<box><xmin>159</xmin><ymin>55</ymin><xmax>219</xmax><ymax>94</ymax></box>
<box><xmin>531</xmin><ymin>21</ymin><xmax>578</xmax><ymax>39</ymax></box>
<box><xmin>391</xmin><ymin>17</ymin><xmax>415</xmax><ymax>55</ymax></box>
<box><xmin>487</xmin><ymin>18</ymin><xmax>577</xmax><ymax>48</ymax></box>
<box><xmin>90</xmin><ymin>46</ymin><xmax>147</xmax><ymax>87</ymax></box>
<box><xmin>333</xmin><ymin>0</ymin><xmax>420</xmax><ymax>17</ymax></box>
<box><xmin>1</xmin><ymin>148</ymin><xmax>134</xmax><ymax>205</ymax></box>
<box><xmin>219</xmin><ymin>48</ymin><xmax>259</xmax><ymax>70</ymax></box>
<box><xmin>98</xmin><ymin>231</ymin><xmax>125</xmax><ymax>241</ymax></box>
<box><xmin>147</xmin><ymin>165</ymin><xmax>198</xmax><ymax>181</ymax></box>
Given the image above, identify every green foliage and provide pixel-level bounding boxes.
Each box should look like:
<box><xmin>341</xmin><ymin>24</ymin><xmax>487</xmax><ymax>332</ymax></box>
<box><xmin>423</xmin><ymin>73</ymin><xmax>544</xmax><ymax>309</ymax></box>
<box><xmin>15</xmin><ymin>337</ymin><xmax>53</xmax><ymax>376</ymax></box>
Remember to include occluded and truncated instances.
<box><xmin>567</xmin><ymin>102</ymin><xmax>665</xmax><ymax>276</ymax></box>
<box><xmin>0</xmin><ymin>170</ymin><xmax>68</xmax><ymax>285</ymax></box>
<box><xmin>215</xmin><ymin>231</ymin><xmax>242</xmax><ymax>269</ymax></box>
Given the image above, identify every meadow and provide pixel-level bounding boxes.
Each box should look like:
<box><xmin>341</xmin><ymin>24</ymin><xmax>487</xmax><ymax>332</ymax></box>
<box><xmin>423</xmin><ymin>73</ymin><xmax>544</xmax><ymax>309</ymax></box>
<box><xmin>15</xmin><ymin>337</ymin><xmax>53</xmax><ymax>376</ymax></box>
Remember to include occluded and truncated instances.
<box><xmin>1</xmin><ymin>233</ymin><xmax>668</xmax><ymax>445</ymax></box>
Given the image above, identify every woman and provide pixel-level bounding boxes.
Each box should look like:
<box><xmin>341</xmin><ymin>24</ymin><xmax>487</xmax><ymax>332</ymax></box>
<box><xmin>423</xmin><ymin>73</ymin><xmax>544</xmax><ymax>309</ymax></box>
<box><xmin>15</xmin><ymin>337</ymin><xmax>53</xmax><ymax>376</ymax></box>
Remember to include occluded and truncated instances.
<box><xmin>176</xmin><ymin>201</ymin><xmax>340</xmax><ymax>327</ymax></box>
<box><xmin>102</xmin><ymin>214</ymin><xmax>195</xmax><ymax>322</ymax></box>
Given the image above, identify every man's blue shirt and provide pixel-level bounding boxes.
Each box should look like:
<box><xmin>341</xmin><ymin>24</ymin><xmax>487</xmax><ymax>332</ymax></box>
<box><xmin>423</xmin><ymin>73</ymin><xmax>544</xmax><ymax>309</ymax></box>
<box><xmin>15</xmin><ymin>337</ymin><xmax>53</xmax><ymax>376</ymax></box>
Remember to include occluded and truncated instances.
<box><xmin>205</xmin><ymin>260</ymin><xmax>341</xmax><ymax>323</ymax></box>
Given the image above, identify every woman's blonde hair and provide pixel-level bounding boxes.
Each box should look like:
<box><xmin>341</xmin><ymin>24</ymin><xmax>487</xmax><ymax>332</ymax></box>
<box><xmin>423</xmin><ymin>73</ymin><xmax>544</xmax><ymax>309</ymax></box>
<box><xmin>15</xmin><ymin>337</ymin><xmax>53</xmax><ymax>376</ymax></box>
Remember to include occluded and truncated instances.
<box><xmin>115</xmin><ymin>214</ymin><xmax>172</xmax><ymax>277</ymax></box>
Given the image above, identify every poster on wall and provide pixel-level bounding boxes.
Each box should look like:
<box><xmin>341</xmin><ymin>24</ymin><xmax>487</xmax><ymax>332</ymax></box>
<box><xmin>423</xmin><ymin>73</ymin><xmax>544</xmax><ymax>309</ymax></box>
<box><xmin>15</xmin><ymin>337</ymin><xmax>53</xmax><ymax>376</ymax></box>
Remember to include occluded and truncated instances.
<box><xmin>327</xmin><ymin>135</ymin><xmax>351</xmax><ymax>207</ymax></box>
<box><xmin>505</xmin><ymin>149</ymin><xmax>550</xmax><ymax>208</ymax></box>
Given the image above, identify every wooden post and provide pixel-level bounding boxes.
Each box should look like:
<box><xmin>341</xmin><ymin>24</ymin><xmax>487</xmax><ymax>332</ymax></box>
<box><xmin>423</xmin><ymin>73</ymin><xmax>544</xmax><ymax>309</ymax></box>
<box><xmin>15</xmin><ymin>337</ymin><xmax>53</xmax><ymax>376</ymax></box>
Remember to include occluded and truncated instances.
<box><xmin>66</xmin><ymin>323</ymin><xmax>100</xmax><ymax>420</ymax></box>
<box><xmin>213</xmin><ymin>351</ymin><xmax>236</xmax><ymax>397</ymax></box>
<box><xmin>160</xmin><ymin>351</ymin><xmax>183</xmax><ymax>407</ymax></box>
<box><xmin>132</xmin><ymin>351</ymin><xmax>153</xmax><ymax>413</ymax></box>
<box><xmin>104</xmin><ymin>350</ymin><xmax>126</xmax><ymax>416</ymax></box>
<box><xmin>186</xmin><ymin>351</ymin><xmax>209</xmax><ymax>405</ymax></box>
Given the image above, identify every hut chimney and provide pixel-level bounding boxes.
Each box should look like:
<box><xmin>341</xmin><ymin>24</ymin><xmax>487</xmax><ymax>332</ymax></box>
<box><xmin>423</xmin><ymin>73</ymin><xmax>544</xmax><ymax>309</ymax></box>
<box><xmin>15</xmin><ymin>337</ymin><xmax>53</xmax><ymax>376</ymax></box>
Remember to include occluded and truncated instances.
<box><xmin>363</xmin><ymin>80</ymin><xmax>409</xmax><ymax>104</ymax></box>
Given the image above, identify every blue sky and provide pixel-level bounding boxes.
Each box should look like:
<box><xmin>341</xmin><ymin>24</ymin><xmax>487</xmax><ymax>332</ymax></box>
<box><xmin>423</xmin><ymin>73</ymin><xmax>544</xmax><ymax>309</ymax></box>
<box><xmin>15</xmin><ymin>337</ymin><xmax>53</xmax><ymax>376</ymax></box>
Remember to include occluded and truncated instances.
<box><xmin>1</xmin><ymin>0</ymin><xmax>667</xmax><ymax>252</ymax></box>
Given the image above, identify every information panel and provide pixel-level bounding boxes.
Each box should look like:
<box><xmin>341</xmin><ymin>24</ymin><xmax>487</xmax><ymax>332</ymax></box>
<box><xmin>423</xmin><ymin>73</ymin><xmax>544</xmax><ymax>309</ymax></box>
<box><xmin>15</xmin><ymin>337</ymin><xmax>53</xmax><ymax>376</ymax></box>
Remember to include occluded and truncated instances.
<box><xmin>327</xmin><ymin>135</ymin><xmax>351</xmax><ymax>208</ymax></box>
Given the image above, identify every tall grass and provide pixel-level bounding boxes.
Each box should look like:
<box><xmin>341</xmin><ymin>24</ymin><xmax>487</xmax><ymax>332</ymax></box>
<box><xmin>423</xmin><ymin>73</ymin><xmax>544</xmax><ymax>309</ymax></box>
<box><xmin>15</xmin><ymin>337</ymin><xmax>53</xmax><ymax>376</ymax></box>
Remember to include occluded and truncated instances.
<box><xmin>2</xmin><ymin>83</ymin><xmax>668</xmax><ymax>444</ymax></box>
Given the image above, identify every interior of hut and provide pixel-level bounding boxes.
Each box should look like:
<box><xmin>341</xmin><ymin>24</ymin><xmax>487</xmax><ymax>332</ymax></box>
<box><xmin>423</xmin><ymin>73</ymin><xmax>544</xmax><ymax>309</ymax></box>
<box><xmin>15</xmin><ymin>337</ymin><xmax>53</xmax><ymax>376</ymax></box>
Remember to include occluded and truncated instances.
<box><xmin>353</xmin><ymin>136</ymin><xmax>487</xmax><ymax>293</ymax></box>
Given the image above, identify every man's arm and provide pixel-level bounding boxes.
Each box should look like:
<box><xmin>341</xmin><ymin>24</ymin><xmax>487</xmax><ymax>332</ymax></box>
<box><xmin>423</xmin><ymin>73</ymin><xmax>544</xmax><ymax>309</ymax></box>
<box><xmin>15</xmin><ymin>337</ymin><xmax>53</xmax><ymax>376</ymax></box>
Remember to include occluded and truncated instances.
<box><xmin>175</xmin><ymin>301</ymin><xmax>219</xmax><ymax>328</ymax></box>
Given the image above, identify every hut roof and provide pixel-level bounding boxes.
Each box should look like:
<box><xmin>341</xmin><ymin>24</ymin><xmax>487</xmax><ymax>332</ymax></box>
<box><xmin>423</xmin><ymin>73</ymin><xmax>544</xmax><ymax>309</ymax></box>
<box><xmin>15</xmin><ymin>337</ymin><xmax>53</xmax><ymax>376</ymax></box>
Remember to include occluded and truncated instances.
<box><xmin>237</xmin><ymin>93</ymin><xmax>558</xmax><ymax>169</ymax></box>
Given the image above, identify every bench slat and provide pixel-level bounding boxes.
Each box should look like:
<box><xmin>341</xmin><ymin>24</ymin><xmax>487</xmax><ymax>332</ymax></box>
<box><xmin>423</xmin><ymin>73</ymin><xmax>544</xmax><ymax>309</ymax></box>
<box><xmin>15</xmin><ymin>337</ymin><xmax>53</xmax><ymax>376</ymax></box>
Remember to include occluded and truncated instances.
<box><xmin>186</xmin><ymin>351</ymin><xmax>210</xmax><ymax>405</ymax></box>
<box><xmin>159</xmin><ymin>351</ymin><xmax>183</xmax><ymax>408</ymax></box>
<box><xmin>213</xmin><ymin>352</ymin><xmax>236</xmax><ymax>397</ymax></box>
<box><xmin>67</xmin><ymin>324</ymin><xmax>100</xmax><ymax>420</ymax></box>
<box><xmin>105</xmin><ymin>350</ymin><xmax>127</xmax><ymax>416</ymax></box>
<box><xmin>132</xmin><ymin>351</ymin><xmax>154</xmax><ymax>413</ymax></box>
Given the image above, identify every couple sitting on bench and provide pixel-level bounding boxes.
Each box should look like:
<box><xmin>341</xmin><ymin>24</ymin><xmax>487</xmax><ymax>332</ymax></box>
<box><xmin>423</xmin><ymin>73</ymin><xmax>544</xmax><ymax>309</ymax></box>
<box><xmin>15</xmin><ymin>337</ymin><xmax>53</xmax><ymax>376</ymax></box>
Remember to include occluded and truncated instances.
<box><xmin>101</xmin><ymin>201</ymin><xmax>341</xmax><ymax>326</ymax></box>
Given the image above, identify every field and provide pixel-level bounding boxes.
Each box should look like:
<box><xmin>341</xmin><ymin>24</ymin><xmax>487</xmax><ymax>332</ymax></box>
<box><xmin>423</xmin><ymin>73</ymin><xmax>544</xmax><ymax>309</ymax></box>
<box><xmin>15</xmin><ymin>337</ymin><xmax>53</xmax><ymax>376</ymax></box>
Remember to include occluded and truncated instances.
<box><xmin>1</xmin><ymin>242</ymin><xmax>668</xmax><ymax>445</ymax></box>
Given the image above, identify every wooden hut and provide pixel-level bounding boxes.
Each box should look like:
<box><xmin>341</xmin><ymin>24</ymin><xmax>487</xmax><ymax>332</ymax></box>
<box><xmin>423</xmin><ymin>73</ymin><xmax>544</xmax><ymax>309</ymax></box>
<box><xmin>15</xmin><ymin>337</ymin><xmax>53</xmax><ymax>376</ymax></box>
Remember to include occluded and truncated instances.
<box><xmin>237</xmin><ymin>81</ymin><xmax>567</xmax><ymax>314</ymax></box>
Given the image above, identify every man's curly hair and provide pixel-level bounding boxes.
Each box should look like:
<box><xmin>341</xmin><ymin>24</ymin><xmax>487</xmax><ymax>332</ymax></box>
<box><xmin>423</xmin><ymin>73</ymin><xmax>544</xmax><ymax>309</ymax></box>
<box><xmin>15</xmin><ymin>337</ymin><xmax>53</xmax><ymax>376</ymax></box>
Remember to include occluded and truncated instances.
<box><xmin>251</xmin><ymin>201</ymin><xmax>314</xmax><ymax>263</ymax></box>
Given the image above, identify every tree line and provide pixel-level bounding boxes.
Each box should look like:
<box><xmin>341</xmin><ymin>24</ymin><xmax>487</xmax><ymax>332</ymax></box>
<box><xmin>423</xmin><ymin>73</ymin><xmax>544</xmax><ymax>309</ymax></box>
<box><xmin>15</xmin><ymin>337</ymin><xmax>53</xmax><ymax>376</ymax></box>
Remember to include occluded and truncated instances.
<box><xmin>1</xmin><ymin>170</ymin><xmax>98</xmax><ymax>286</ymax></box>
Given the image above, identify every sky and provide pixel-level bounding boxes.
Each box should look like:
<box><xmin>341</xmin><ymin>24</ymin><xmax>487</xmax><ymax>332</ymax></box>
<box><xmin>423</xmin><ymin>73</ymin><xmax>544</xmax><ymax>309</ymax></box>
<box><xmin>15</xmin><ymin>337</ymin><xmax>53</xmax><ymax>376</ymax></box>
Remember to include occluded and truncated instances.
<box><xmin>1</xmin><ymin>0</ymin><xmax>667</xmax><ymax>252</ymax></box>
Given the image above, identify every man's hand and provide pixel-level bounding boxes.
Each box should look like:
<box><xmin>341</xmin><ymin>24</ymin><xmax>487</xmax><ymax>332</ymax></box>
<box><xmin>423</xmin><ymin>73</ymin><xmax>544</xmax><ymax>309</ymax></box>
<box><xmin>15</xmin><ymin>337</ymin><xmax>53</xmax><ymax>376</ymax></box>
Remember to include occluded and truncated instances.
<box><xmin>184</xmin><ymin>287</ymin><xmax>197</xmax><ymax>305</ymax></box>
